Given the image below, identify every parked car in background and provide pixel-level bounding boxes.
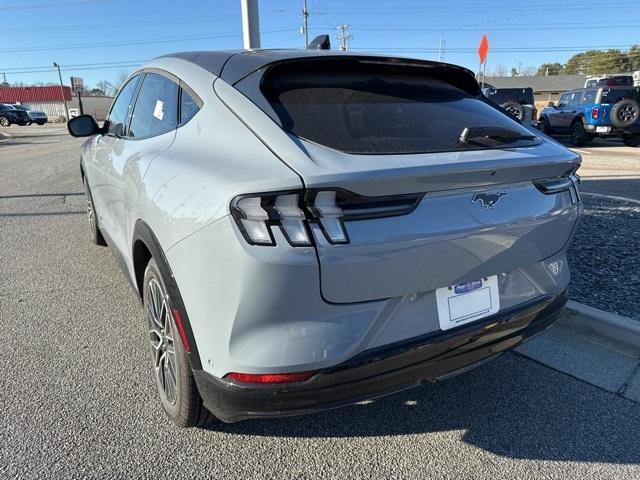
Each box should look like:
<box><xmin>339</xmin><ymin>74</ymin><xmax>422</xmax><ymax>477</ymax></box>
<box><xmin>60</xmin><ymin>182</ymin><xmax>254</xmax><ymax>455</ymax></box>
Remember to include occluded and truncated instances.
<box><xmin>0</xmin><ymin>103</ymin><xmax>31</xmax><ymax>127</ymax></box>
<box><xmin>68</xmin><ymin>49</ymin><xmax>581</xmax><ymax>427</ymax></box>
<box><xmin>10</xmin><ymin>104</ymin><xmax>48</xmax><ymax>125</ymax></box>
<box><xmin>482</xmin><ymin>87</ymin><xmax>537</xmax><ymax>126</ymax></box>
<box><xmin>539</xmin><ymin>86</ymin><xmax>640</xmax><ymax>146</ymax></box>
<box><xmin>584</xmin><ymin>75</ymin><xmax>633</xmax><ymax>88</ymax></box>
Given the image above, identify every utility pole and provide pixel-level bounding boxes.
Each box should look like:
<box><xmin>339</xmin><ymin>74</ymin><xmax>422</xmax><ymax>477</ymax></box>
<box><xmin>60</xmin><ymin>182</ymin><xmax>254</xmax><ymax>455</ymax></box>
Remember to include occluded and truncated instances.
<box><xmin>301</xmin><ymin>0</ymin><xmax>309</xmax><ymax>47</ymax></box>
<box><xmin>438</xmin><ymin>35</ymin><xmax>446</xmax><ymax>62</ymax></box>
<box><xmin>240</xmin><ymin>0</ymin><xmax>261</xmax><ymax>49</ymax></box>
<box><xmin>2</xmin><ymin>72</ymin><xmax>6</xmax><ymax>84</ymax></box>
<box><xmin>52</xmin><ymin>62</ymin><xmax>69</xmax><ymax>121</ymax></box>
<box><xmin>336</xmin><ymin>24</ymin><xmax>351</xmax><ymax>51</ymax></box>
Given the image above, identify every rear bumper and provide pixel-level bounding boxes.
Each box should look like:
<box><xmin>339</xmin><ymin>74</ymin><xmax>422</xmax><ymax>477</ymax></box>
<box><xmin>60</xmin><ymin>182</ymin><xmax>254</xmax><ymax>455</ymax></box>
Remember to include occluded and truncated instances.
<box><xmin>584</xmin><ymin>123</ymin><xmax>640</xmax><ymax>136</ymax></box>
<box><xmin>194</xmin><ymin>291</ymin><xmax>567</xmax><ymax>422</ymax></box>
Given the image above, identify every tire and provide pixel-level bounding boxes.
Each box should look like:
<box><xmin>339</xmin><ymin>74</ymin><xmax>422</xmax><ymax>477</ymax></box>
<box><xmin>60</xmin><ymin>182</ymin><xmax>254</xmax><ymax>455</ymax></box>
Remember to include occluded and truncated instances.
<box><xmin>623</xmin><ymin>135</ymin><xmax>640</xmax><ymax>147</ymax></box>
<box><xmin>570</xmin><ymin>121</ymin><xmax>588</xmax><ymax>147</ymax></box>
<box><xmin>83</xmin><ymin>178</ymin><xmax>107</xmax><ymax>246</ymax></box>
<box><xmin>0</xmin><ymin>116</ymin><xmax>11</xmax><ymax>127</ymax></box>
<box><xmin>500</xmin><ymin>102</ymin><xmax>525</xmax><ymax>121</ymax></box>
<box><xmin>610</xmin><ymin>99</ymin><xmax>640</xmax><ymax>128</ymax></box>
<box><xmin>26</xmin><ymin>121</ymin><xmax>32</xmax><ymax>126</ymax></box>
<box><xmin>143</xmin><ymin>258</ymin><xmax>213</xmax><ymax>428</ymax></box>
<box><xmin>36</xmin><ymin>122</ymin><xmax>46</xmax><ymax>126</ymax></box>
<box><xmin>539</xmin><ymin>117</ymin><xmax>552</xmax><ymax>134</ymax></box>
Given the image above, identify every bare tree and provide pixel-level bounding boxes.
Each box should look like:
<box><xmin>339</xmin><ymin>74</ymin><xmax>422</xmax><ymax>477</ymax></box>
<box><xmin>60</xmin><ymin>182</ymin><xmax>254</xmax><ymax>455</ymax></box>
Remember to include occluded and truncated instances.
<box><xmin>492</xmin><ymin>64</ymin><xmax>507</xmax><ymax>77</ymax></box>
<box><xmin>113</xmin><ymin>70</ymin><xmax>131</xmax><ymax>94</ymax></box>
<box><xmin>96</xmin><ymin>80</ymin><xmax>115</xmax><ymax>96</ymax></box>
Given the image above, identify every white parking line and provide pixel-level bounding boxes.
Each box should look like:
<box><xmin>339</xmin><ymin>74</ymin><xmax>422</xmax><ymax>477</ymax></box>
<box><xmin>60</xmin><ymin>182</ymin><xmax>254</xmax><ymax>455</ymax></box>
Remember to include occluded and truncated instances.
<box><xmin>580</xmin><ymin>192</ymin><xmax>640</xmax><ymax>206</ymax></box>
<box><xmin>571</xmin><ymin>148</ymin><xmax>592</xmax><ymax>155</ymax></box>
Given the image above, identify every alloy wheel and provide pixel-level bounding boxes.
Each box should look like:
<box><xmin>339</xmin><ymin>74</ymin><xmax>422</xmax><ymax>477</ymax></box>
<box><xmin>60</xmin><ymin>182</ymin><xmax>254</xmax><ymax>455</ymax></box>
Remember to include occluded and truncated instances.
<box><xmin>505</xmin><ymin>105</ymin><xmax>519</xmax><ymax>117</ymax></box>
<box><xmin>0</xmin><ymin>116</ymin><xmax>9</xmax><ymax>127</ymax></box>
<box><xmin>147</xmin><ymin>278</ymin><xmax>179</xmax><ymax>405</ymax></box>
<box><xmin>618</xmin><ymin>104</ymin><xmax>637</xmax><ymax>123</ymax></box>
<box><xmin>86</xmin><ymin>192</ymin><xmax>96</xmax><ymax>232</ymax></box>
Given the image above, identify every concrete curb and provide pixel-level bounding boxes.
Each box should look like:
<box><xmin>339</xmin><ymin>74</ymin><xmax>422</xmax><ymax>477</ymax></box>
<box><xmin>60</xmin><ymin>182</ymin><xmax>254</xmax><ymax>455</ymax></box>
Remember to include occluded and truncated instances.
<box><xmin>516</xmin><ymin>301</ymin><xmax>640</xmax><ymax>402</ymax></box>
<box><xmin>564</xmin><ymin>300</ymin><xmax>640</xmax><ymax>353</ymax></box>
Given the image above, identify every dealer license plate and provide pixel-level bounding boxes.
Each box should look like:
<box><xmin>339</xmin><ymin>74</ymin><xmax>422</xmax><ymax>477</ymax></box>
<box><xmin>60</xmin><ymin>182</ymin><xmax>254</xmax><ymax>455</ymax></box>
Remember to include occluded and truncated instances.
<box><xmin>435</xmin><ymin>275</ymin><xmax>500</xmax><ymax>330</ymax></box>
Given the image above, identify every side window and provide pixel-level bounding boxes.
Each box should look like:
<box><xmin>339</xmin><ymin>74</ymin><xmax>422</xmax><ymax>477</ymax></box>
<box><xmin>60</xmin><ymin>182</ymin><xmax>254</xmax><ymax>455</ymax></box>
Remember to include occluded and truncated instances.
<box><xmin>580</xmin><ymin>90</ymin><xmax>596</xmax><ymax>105</ymax></box>
<box><xmin>567</xmin><ymin>92</ymin><xmax>580</xmax><ymax>107</ymax></box>
<box><xmin>107</xmin><ymin>75</ymin><xmax>141</xmax><ymax>136</ymax></box>
<box><xmin>179</xmin><ymin>88</ymin><xmax>201</xmax><ymax>125</ymax></box>
<box><xmin>129</xmin><ymin>73</ymin><xmax>179</xmax><ymax>139</ymax></box>
<box><xmin>557</xmin><ymin>94</ymin><xmax>569</xmax><ymax>107</ymax></box>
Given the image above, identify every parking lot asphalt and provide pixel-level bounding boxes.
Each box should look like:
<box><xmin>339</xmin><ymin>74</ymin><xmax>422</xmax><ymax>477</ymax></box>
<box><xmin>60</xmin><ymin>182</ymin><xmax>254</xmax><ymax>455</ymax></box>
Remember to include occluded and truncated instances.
<box><xmin>2</xmin><ymin>125</ymin><xmax>640</xmax><ymax>479</ymax></box>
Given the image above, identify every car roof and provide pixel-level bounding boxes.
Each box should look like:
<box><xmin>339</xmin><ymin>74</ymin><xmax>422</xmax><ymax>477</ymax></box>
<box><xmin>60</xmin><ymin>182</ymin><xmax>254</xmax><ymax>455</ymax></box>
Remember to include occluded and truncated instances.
<box><xmin>158</xmin><ymin>49</ymin><xmax>478</xmax><ymax>87</ymax></box>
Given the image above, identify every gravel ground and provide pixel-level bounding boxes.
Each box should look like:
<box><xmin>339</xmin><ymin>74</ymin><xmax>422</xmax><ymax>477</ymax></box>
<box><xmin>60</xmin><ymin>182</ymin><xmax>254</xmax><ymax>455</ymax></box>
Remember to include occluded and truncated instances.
<box><xmin>568</xmin><ymin>195</ymin><xmax>640</xmax><ymax>320</ymax></box>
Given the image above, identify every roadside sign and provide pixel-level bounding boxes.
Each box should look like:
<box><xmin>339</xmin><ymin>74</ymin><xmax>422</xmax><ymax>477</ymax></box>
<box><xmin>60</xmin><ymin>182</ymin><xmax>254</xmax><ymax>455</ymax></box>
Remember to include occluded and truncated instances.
<box><xmin>70</xmin><ymin>76</ymin><xmax>84</xmax><ymax>93</ymax></box>
<box><xmin>478</xmin><ymin>34</ymin><xmax>489</xmax><ymax>64</ymax></box>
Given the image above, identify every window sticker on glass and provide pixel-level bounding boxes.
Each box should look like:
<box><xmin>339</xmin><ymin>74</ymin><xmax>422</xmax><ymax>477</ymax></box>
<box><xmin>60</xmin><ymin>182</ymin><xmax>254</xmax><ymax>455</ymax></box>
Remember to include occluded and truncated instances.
<box><xmin>153</xmin><ymin>100</ymin><xmax>165</xmax><ymax>121</ymax></box>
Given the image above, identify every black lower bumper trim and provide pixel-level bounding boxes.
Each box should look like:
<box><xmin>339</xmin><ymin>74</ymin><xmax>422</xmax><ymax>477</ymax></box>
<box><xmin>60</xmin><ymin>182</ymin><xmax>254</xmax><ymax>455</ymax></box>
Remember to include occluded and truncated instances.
<box><xmin>194</xmin><ymin>292</ymin><xmax>567</xmax><ymax>422</ymax></box>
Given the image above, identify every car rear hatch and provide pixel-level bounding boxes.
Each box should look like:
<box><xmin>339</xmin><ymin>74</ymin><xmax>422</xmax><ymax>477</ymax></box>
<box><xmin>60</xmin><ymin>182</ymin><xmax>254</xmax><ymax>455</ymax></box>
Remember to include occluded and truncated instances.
<box><xmin>229</xmin><ymin>55</ymin><xmax>581</xmax><ymax>304</ymax></box>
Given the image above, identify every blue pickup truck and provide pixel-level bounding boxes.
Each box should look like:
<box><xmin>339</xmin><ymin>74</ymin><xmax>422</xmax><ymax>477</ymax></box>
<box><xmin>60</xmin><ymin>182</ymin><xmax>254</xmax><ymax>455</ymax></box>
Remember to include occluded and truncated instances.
<box><xmin>539</xmin><ymin>86</ymin><xmax>640</xmax><ymax>147</ymax></box>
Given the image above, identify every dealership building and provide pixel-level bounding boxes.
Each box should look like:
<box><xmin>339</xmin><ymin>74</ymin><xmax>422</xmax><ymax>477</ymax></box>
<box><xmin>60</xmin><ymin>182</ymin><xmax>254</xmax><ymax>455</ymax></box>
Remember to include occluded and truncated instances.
<box><xmin>483</xmin><ymin>74</ymin><xmax>587</xmax><ymax>106</ymax></box>
<box><xmin>0</xmin><ymin>85</ymin><xmax>113</xmax><ymax>122</ymax></box>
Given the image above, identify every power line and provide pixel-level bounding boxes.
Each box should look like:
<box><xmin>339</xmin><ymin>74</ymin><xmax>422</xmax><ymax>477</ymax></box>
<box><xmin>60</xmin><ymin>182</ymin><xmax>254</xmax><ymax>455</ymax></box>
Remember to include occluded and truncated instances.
<box><xmin>0</xmin><ymin>28</ymin><xmax>296</xmax><ymax>54</ymax></box>
<box><xmin>0</xmin><ymin>0</ymin><xmax>111</xmax><ymax>10</ymax></box>
<box><xmin>312</xmin><ymin>1</ymin><xmax>638</xmax><ymax>14</ymax></box>
<box><xmin>3</xmin><ymin>63</ymin><xmax>144</xmax><ymax>76</ymax></box>
<box><xmin>1</xmin><ymin>59</ymin><xmax>148</xmax><ymax>72</ymax></box>
<box><xmin>348</xmin><ymin>24</ymin><xmax>640</xmax><ymax>35</ymax></box>
<box><xmin>353</xmin><ymin>44</ymin><xmax>637</xmax><ymax>53</ymax></box>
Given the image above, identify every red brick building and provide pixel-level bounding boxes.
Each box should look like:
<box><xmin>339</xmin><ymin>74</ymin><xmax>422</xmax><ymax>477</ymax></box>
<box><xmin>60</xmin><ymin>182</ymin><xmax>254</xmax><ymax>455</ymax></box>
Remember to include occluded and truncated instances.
<box><xmin>0</xmin><ymin>85</ymin><xmax>112</xmax><ymax>121</ymax></box>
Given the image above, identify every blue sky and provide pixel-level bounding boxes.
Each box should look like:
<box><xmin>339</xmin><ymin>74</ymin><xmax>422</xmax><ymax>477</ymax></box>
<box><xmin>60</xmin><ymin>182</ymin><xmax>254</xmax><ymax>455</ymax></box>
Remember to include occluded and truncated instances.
<box><xmin>1</xmin><ymin>0</ymin><xmax>639</xmax><ymax>89</ymax></box>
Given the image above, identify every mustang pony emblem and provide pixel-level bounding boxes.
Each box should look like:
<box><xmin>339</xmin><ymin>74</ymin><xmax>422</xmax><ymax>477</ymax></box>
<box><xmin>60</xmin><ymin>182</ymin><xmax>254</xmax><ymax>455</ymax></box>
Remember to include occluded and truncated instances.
<box><xmin>472</xmin><ymin>192</ymin><xmax>508</xmax><ymax>209</ymax></box>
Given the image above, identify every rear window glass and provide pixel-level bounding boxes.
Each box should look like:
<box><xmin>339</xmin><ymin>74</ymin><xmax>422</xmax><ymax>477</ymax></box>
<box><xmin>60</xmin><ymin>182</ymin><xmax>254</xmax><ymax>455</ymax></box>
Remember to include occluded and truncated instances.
<box><xmin>599</xmin><ymin>88</ymin><xmax>639</xmax><ymax>104</ymax></box>
<box><xmin>485</xmin><ymin>88</ymin><xmax>534</xmax><ymax>105</ymax></box>
<box><xmin>261</xmin><ymin>66</ymin><xmax>536</xmax><ymax>155</ymax></box>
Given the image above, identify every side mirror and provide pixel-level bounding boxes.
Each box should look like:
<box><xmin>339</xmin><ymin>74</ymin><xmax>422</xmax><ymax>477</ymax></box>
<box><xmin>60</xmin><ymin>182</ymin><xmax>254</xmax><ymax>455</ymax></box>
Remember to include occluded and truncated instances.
<box><xmin>547</xmin><ymin>101</ymin><xmax>555</xmax><ymax>108</ymax></box>
<box><xmin>67</xmin><ymin>114</ymin><xmax>101</xmax><ymax>137</ymax></box>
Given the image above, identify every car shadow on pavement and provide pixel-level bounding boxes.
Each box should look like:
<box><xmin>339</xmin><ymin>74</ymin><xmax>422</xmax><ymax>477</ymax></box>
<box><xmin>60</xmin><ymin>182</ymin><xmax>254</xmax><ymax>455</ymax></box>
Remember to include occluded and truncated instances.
<box><xmin>553</xmin><ymin>135</ymin><xmax>629</xmax><ymax>149</ymax></box>
<box><xmin>203</xmin><ymin>353</ymin><xmax>640</xmax><ymax>464</ymax></box>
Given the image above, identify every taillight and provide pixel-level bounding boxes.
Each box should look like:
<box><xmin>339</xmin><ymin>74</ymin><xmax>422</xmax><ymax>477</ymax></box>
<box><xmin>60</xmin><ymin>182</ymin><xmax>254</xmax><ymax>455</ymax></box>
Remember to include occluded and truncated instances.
<box><xmin>532</xmin><ymin>107</ymin><xmax>537</xmax><ymax>121</ymax></box>
<box><xmin>231</xmin><ymin>192</ymin><xmax>311</xmax><ymax>246</ymax></box>
<box><xmin>226</xmin><ymin>371</ymin><xmax>317</xmax><ymax>383</ymax></box>
<box><xmin>592</xmin><ymin>108</ymin><xmax>599</xmax><ymax>119</ymax></box>
<box><xmin>230</xmin><ymin>189</ymin><xmax>423</xmax><ymax>247</ymax></box>
<box><xmin>307</xmin><ymin>191</ymin><xmax>348</xmax><ymax>244</ymax></box>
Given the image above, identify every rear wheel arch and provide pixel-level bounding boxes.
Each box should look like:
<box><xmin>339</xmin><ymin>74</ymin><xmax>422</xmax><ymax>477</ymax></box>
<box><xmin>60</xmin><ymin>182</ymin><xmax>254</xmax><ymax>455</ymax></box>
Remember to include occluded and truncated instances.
<box><xmin>132</xmin><ymin>220</ymin><xmax>202</xmax><ymax>370</ymax></box>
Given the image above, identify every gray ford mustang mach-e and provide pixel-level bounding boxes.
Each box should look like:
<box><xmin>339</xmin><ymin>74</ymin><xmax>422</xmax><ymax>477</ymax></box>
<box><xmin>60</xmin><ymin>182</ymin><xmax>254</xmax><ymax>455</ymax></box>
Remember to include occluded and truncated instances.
<box><xmin>68</xmin><ymin>48</ymin><xmax>581</xmax><ymax>427</ymax></box>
